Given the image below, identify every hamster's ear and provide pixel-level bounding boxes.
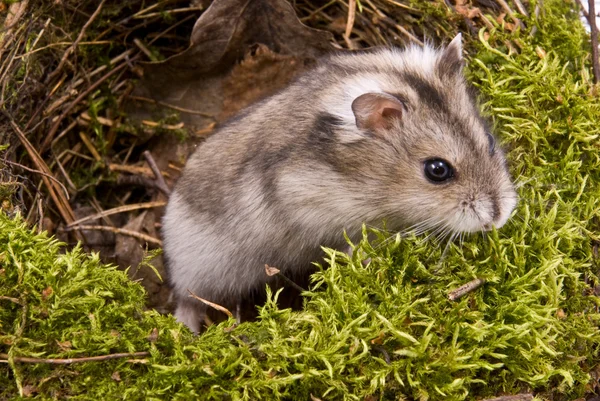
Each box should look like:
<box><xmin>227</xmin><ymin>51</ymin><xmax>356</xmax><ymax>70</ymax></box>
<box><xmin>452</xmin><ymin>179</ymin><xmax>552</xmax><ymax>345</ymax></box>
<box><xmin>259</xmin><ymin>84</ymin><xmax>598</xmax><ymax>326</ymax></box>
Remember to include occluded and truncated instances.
<box><xmin>437</xmin><ymin>33</ymin><xmax>463</xmax><ymax>78</ymax></box>
<box><xmin>351</xmin><ymin>93</ymin><xmax>404</xmax><ymax>131</ymax></box>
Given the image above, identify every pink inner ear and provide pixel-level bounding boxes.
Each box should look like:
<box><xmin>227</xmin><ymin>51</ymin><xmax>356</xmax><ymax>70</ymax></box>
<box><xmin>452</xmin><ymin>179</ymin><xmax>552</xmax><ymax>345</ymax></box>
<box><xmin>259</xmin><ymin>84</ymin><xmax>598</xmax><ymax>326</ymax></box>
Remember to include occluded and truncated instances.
<box><xmin>352</xmin><ymin>93</ymin><xmax>404</xmax><ymax>131</ymax></box>
<box><xmin>381</xmin><ymin>106</ymin><xmax>403</xmax><ymax>122</ymax></box>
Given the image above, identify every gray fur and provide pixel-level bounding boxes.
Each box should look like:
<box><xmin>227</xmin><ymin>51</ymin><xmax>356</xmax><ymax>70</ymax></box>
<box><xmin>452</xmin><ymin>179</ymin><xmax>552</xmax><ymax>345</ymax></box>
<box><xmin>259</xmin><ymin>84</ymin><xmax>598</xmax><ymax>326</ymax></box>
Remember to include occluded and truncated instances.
<box><xmin>162</xmin><ymin>36</ymin><xmax>518</xmax><ymax>332</ymax></box>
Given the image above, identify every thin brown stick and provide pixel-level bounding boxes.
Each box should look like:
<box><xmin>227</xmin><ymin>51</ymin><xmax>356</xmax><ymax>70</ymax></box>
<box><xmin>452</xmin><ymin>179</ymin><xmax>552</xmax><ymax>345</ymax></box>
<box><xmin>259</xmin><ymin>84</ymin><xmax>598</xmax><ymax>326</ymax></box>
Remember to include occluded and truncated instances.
<box><xmin>79</xmin><ymin>132</ymin><xmax>103</xmax><ymax>162</ymax></box>
<box><xmin>143</xmin><ymin>151</ymin><xmax>171</xmax><ymax>196</ymax></box>
<box><xmin>53</xmin><ymin>155</ymin><xmax>77</xmax><ymax>191</ymax></box>
<box><xmin>141</xmin><ymin>120</ymin><xmax>184</xmax><ymax>130</ymax></box>
<box><xmin>109</xmin><ymin>163</ymin><xmax>158</xmax><ymax>177</ymax></box>
<box><xmin>364</xmin><ymin>7</ymin><xmax>423</xmax><ymax>45</ymax></box>
<box><xmin>3</xmin><ymin>159</ymin><xmax>69</xmax><ymax>200</ymax></box>
<box><xmin>133</xmin><ymin>7</ymin><xmax>205</xmax><ymax>19</ymax></box>
<box><xmin>67</xmin><ymin>201</ymin><xmax>167</xmax><ymax>227</ymax></box>
<box><xmin>8</xmin><ymin>118</ymin><xmax>77</xmax><ymax>228</ymax></box>
<box><xmin>45</xmin><ymin>0</ymin><xmax>108</xmax><ymax>84</ymax></box>
<box><xmin>448</xmin><ymin>278</ymin><xmax>486</xmax><ymax>301</ymax></box>
<box><xmin>0</xmin><ymin>352</ymin><xmax>150</xmax><ymax>365</ymax></box>
<box><xmin>0</xmin><ymin>296</ymin><xmax>22</xmax><ymax>305</ymax></box>
<box><xmin>576</xmin><ymin>0</ymin><xmax>589</xmax><ymax>18</ymax></box>
<box><xmin>128</xmin><ymin>95</ymin><xmax>214</xmax><ymax>117</ymax></box>
<box><xmin>481</xmin><ymin>394</ymin><xmax>533</xmax><ymax>401</ymax></box>
<box><xmin>16</xmin><ymin>41</ymin><xmax>116</xmax><ymax>59</ymax></box>
<box><xmin>589</xmin><ymin>0</ymin><xmax>600</xmax><ymax>84</ymax></box>
<box><xmin>133</xmin><ymin>38</ymin><xmax>156</xmax><ymax>61</ymax></box>
<box><xmin>117</xmin><ymin>174</ymin><xmax>165</xmax><ymax>193</ymax></box>
<box><xmin>187</xmin><ymin>290</ymin><xmax>233</xmax><ymax>318</ymax></box>
<box><xmin>62</xmin><ymin>225</ymin><xmax>162</xmax><ymax>246</ymax></box>
<box><xmin>344</xmin><ymin>0</ymin><xmax>357</xmax><ymax>49</ymax></box>
<box><xmin>128</xmin><ymin>0</ymin><xmax>171</xmax><ymax>19</ymax></box>
<box><xmin>79</xmin><ymin>111</ymin><xmax>115</xmax><ymax>127</ymax></box>
<box><xmin>265</xmin><ymin>265</ymin><xmax>306</xmax><ymax>293</ymax></box>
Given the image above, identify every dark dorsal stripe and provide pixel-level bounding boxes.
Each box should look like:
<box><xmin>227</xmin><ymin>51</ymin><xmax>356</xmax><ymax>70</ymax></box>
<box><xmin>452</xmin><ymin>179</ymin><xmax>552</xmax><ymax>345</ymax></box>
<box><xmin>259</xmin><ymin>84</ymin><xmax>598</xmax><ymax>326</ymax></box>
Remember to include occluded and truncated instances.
<box><xmin>402</xmin><ymin>72</ymin><xmax>448</xmax><ymax>114</ymax></box>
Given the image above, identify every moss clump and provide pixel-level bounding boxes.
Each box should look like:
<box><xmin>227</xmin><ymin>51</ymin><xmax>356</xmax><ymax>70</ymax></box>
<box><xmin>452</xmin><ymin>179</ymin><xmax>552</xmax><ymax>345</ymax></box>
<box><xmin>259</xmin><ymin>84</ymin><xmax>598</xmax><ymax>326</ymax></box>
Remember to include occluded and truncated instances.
<box><xmin>0</xmin><ymin>214</ymin><xmax>192</xmax><ymax>399</ymax></box>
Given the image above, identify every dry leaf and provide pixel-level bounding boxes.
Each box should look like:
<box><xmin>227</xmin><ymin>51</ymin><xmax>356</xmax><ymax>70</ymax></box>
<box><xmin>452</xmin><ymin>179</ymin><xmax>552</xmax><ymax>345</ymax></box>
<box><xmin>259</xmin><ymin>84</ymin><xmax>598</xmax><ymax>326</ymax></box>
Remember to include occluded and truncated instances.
<box><xmin>371</xmin><ymin>332</ymin><xmax>385</xmax><ymax>345</ymax></box>
<box><xmin>42</xmin><ymin>286</ymin><xmax>53</xmax><ymax>300</ymax></box>
<box><xmin>220</xmin><ymin>44</ymin><xmax>308</xmax><ymax>120</ymax></box>
<box><xmin>147</xmin><ymin>327</ymin><xmax>159</xmax><ymax>343</ymax></box>
<box><xmin>56</xmin><ymin>340</ymin><xmax>72</xmax><ymax>351</ymax></box>
<box><xmin>134</xmin><ymin>0</ymin><xmax>333</xmax><ymax>129</ymax></box>
<box><xmin>265</xmin><ymin>264</ymin><xmax>280</xmax><ymax>276</ymax></box>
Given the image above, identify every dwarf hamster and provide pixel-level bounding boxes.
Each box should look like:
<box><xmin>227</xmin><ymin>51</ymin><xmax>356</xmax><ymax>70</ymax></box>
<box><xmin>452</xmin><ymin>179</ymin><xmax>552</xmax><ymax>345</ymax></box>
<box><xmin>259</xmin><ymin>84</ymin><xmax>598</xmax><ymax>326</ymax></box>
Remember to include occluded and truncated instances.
<box><xmin>162</xmin><ymin>34</ymin><xmax>518</xmax><ymax>332</ymax></box>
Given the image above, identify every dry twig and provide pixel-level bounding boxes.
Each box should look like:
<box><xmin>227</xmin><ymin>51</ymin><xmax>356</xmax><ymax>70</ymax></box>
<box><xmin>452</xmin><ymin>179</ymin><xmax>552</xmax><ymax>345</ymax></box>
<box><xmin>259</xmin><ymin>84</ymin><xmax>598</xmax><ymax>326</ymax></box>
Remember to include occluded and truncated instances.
<box><xmin>588</xmin><ymin>0</ymin><xmax>600</xmax><ymax>83</ymax></box>
<box><xmin>67</xmin><ymin>201</ymin><xmax>167</xmax><ymax>227</ymax></box>
<box><xmin>0</xmin><ymin>296</ymin><xmax>22</xmax><ymax>305</ymax></box>
<box><xmin>62</xmin><ymin>225</ymin><xmax>162</xmax><ymax>246</ymax></box>
<box><xmin>265</xmin><ymin>264</ymin><xmax>306</xmax><ymax>293</ymax></box>
<box><xmin>448</xmin><ymin>278</ymin><xmax>486</xmax><ymax>301</ymax></box>
<box><xmin>2</xmin><ymin>159</ymin><xmax>69</xmax><ymax>200</ymax></box>
<box><xmin>7</xmin><ymin>118</ymin><xmax>77</xmax><ymax>228</ymax></box>
<box><xmin>481</xmin><ymin>394</ymin><xmax>534</xmax><ymax>401</ymax></box>
<box><xmin>576</xmin><ymin>0</ymin><xmax>589</xmax><ymax>17</ymax></box>
<box><xmin>187</xmin><ymin>290</ymin><xmax>233</xmax><ymax>318</ymax></box>
<box><xmin>0</xmin><ymin>352</ymin><xmax>150</xmax><ymax>365</ymax></box>
<box><xmin>128</xmin><ymin>95</ymin><xmax>215</xmax><ymax>117</ymax></box>
<box><xmin>344</xmin><ymin>0</ymin><xmax>357</xmax><ymax>48</ymax></box>
<box><xmin>143</xmin><ymin>151</ymin><xmax>171</xmax><ymax>196</ymax></box>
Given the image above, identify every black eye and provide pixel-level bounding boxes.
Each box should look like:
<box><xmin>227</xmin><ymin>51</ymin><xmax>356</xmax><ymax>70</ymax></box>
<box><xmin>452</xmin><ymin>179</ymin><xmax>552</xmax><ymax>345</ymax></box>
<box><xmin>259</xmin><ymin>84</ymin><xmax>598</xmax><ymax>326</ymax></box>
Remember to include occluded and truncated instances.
<box><xmin>424</xmin><ymin>159</ymin><xmax>454</xmax><ymax>183</ymax></box>
<box><xmin>486</xmin><ymin>133</ymin><xmax>496</xmax><ymax>154</ymax></box>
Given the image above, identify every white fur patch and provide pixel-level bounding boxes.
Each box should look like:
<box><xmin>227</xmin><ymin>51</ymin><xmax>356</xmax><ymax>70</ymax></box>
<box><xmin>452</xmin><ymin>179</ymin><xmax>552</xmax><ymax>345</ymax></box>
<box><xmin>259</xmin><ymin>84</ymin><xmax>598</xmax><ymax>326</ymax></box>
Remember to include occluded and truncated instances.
<box><xmin>322</xmin><ymin>46</ymin><xmax>441</xmax><ymax>139</ymax></box>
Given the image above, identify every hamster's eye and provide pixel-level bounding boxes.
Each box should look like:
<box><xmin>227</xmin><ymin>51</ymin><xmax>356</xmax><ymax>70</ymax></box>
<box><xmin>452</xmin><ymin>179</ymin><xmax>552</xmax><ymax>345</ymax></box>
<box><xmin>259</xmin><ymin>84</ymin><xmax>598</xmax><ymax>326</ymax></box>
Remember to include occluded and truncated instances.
<box><xmin>486</xmin><ymin>133</ymin><xmax>496</xmax><ymax>154</ymax></box>
<box><xmin>424</xmin><ymin>159</ymin><xmax>454</xmax><ymax>183</ymax></box>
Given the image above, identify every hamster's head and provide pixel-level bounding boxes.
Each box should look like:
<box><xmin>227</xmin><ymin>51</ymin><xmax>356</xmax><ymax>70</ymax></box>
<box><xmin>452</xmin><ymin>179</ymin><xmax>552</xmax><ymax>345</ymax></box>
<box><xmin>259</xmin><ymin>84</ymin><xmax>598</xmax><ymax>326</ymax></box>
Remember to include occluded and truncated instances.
<box><xmin>344</xmin><ymin>35</ymin><xmax>517</xmax><ymax>234</ymax></box>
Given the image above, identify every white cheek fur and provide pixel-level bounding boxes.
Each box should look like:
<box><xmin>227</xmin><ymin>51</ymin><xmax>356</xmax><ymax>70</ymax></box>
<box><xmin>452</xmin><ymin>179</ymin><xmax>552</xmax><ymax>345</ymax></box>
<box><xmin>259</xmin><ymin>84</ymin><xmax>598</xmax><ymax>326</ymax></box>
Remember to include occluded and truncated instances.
<box><xmin>445</xmin><ymin>188</ymin><xmax>518</xmax><ymax>233</ymax></box>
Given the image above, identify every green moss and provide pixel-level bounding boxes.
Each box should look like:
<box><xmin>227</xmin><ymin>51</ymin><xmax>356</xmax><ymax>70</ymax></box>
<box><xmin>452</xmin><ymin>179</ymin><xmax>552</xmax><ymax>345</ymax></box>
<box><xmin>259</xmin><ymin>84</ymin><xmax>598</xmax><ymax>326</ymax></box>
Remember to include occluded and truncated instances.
<box><xmin>1</xmin><ymin>0</ymin><xmax>600</xmax><ymax>399</ymax></box>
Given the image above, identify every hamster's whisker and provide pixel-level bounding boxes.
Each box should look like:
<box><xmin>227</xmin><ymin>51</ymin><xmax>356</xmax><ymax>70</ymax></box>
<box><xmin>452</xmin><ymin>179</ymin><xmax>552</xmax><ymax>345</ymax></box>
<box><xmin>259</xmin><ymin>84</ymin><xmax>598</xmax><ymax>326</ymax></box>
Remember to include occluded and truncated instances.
<box><xmin>379</xmin><ymin>219</ymin><xmax>440</xmax><ymax>248</ymax></box>
<box><xmin>438</xmin><ymin>225</ymin><xmax>455</xmax><ymax>244</ymax></box>
<box><xmin>513</xmin><ymin>177</ymin><xmax>534</xmax><ymax>189</ymax></box>
<box><xmin>505</xmin><ymin>212</ymin><xmax>531</xmax><ymax>231</ymax></box>
<box><xmin>399</xmin><ymin>216</ymin><xmax>441</xmax><ymax>235</ymax></box>
<box><xmin>423</xmin><ymin>222</ymin><xmax>450</xmax><ymax>243</ymax></box>
<box><xmin>401</xmin><ymin>217</ymin><xmax>438</xmax><ymax>231</ymax></box>
<box><xmin>364</xmin><ymin>223</ymin><xmax>390</xmax><ymax>233</ymax></box>
<box><xmin>440</xmin><ymin>232</ymin><xmax>458</xmax><ymax>260</ymax></box>
<box><xmin>374</xmin><ymin>218</ymin><xmax>440</xmax><ymax>250</ymax></box>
